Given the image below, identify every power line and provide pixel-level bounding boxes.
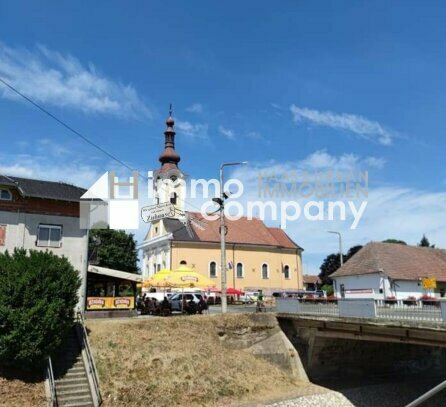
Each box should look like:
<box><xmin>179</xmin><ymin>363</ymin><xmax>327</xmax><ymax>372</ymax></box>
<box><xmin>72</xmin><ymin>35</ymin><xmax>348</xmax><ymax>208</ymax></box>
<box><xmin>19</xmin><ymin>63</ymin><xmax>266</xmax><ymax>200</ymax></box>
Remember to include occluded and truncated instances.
<box><xmin>0</xmin><ymin>76</ymin><xmax>143</xmax><ymax>177</ymax></box>
<box><xmin>0</xmin><ymin>76</ymin><xmax>262</xmax><ymax>240</ymax></box>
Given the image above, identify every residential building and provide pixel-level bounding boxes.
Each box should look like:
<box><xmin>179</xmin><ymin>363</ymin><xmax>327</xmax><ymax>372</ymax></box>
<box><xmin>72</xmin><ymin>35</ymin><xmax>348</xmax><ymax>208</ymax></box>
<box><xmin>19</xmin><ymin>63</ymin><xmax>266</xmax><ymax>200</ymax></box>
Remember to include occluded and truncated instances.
<box><xmin>139</xmin><ymin>113</ymin><xmax>304</xmax><ymax>294</ymax></box>
<box><xmin>0</xmin><ymin>175</ymin><xmax>88</xmax><ymax>308</ymax></box>
<box><xmin>331</xmin><ymin>242</ymin><xmax>446</xmax><ymax>299</ymax></box>
<box><xmin>303</xmin><ymin>274</ymin><xmax>321</xmax><ymax>291</ymax></box>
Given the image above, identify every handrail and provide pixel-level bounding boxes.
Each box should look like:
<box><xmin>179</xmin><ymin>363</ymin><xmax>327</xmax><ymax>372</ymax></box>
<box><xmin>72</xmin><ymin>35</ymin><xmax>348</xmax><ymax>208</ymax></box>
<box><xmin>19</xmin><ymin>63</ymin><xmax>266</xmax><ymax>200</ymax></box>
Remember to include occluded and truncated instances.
<box><xmin>405</xmin><ymin>379</ymin><xmax>446</xmax><ymax>407</ymax></box>
<box><xmin>76</xmin><ymin>311</ymin><xmax>102</xmax><ymax>406</ymax></box>
<box><xmin>46</xmin><ymin>356</ymin><xmax>57</xmax><ymax>407</ymax></box>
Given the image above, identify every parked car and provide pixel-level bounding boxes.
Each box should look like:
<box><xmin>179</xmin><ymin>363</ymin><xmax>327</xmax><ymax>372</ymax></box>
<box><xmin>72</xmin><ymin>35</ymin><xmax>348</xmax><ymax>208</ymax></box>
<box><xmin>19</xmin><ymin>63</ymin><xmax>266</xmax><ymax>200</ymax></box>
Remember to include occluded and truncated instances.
<box><xmin>169</xmin><ymin>292</ymin><xmax>204</xmax><ymax>311</ymax></box>
<box><xmin>240</xmin><ymin>293</ymin><xmax>258</xmax><ymax>304</ymax></box>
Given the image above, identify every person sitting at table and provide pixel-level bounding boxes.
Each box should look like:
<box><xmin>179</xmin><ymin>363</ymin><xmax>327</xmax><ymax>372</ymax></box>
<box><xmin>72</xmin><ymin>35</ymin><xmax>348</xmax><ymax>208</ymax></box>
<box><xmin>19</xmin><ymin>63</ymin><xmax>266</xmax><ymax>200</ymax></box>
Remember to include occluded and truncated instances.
<box><xmin>187</xmin><ymin>299</ymin><xmax>197</xmax><ymax>315</ymax></box>
<box><xmin>198</xmin><ymin>297</ymin><xmax>208</xmax><ymax>314</ymax></box>
<box><xmin>182</xmin><ymin>297</ymin><xmax>189</xmax><ymax>313</ymax></box>
<box><xmin>160</xmin><ymin>296</ymin><xmax>171</xmax><ymax>316</ymax></box>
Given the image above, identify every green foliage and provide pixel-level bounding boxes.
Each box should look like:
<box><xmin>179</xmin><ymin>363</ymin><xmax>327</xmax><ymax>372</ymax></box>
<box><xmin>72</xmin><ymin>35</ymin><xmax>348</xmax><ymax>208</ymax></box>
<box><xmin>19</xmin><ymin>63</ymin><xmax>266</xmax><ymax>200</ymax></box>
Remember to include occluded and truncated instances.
<box><xmin>382</xmin><ymin>239</ymin><xmax>407</xmax><ymax>245</ymax></box>
<box><xmin>318</xmin><ymin>245</ymin><xmax>363</xmax><ymax>285</ymax></box>
<box><xmin>418</xmin><ymin>234</ymin><xmax>435</xmax><ymax>248</ymax></box>
<box><xmin>0</xmin><ymin>249</ymin><xmax>80</xmax><ymax>368</ymax></box>
<box><xmin>89</xmin><ymin>229</ymin><xmax>139</xmax><ymax>273</ymax></box>
<box><xmin>321</xmin><ymin>284</ymin><xmax>334</xmax><ymax>296</ymax></box>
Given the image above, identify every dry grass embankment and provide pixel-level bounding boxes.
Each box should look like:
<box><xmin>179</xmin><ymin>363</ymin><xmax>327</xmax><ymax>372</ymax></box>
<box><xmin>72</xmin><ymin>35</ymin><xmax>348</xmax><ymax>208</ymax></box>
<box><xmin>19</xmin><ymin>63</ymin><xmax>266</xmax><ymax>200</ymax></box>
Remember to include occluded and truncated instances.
<box><xmin>0</xmin><ymin>368</ymin><xmax>46</xmax><ymax>407</ymax></box>
<box><xmin>87</xmin><ymin>314</ymin><xmax>325</xmax><ymax>407</ymax></box>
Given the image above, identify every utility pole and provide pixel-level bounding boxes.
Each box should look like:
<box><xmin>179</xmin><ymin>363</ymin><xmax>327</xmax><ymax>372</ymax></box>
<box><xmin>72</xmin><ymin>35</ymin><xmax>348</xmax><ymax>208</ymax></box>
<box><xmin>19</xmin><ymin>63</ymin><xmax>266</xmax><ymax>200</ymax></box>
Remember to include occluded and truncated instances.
<box><xmin>328</xmin><ymin>230</ymin><xmax>343</xmax><ymax>266</ymax></box>
<box><xmin>214</xmin><ymin>162</ymin><xmax>247</xmax><ymax>313</ymax></box>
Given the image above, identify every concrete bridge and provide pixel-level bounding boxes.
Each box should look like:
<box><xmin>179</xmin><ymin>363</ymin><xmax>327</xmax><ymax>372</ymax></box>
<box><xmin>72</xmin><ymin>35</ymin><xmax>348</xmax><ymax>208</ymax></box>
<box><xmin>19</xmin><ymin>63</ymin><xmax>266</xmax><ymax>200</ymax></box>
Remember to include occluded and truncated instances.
<box><xmin>276</xmin><ymin>298</ymin><xmax>446</xmax><ymax>347</ymax></box>
<box><xmin>276</xmin><ymin>297</ymin><xmax>446</xmax><ymax>400</ymax></box>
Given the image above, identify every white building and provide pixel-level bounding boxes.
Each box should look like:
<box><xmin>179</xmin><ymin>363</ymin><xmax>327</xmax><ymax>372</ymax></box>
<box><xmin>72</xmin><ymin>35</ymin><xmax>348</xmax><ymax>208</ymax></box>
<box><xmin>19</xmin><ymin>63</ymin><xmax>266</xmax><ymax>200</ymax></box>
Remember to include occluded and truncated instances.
<box><xmin>0</xmin><ymin>175</ymin><xmax>88</xmax><ymax>308</ymax></box>
<box><xmin>331</xmin><ymin>242</ymin><xmax>446</xmax><ymax>300</ymax></box>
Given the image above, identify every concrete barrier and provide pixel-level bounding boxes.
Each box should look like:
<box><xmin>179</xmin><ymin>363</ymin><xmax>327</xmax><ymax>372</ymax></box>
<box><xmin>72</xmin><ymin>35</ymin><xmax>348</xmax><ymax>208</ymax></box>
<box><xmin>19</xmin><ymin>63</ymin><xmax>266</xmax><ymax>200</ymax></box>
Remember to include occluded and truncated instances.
<box><xmin>338</xmin><ymin>298</ymin><xmax>376</xmax><ymax>318</ymax></box>
<box><xmin>276</xmin><ymin>298</ymin><xmax>302</xmax><ymax>313</ymax></box>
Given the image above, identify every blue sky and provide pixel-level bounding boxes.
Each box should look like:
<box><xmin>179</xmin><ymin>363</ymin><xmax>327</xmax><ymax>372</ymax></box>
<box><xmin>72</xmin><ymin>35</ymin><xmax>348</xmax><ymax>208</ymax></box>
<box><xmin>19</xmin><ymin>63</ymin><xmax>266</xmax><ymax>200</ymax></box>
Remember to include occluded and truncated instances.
<box><xmin>1</xmin><ymin>1</ymin><xmax>446</xmax><ymax>274</ymax></box>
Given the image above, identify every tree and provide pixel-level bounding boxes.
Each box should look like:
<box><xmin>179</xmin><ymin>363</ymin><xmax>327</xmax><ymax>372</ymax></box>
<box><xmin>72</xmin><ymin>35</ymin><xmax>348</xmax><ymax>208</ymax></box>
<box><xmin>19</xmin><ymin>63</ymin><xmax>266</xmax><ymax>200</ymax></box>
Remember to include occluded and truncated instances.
<box><xmin>89</xmin><ymin>229</ymin><xmax>139</xmax><ymax>273</ymax></box>
<box><xmin>418</xmin><ymin>234</ymin><xmax>435</xmax><ymax>248</ymax></box>
<box><xmin>0</xmin><ymin>249</ymin><xmax>80</xmax><ymax>368</ymax></box>
<box><xmin>318</xmin><ymin>245</ymin><xmax>363</xmax><ymax>285</ymax></box>
<box><xmin>382</xmin><ymin>239</ymin><xmax>407</xmax><ymax>245</ymax></box>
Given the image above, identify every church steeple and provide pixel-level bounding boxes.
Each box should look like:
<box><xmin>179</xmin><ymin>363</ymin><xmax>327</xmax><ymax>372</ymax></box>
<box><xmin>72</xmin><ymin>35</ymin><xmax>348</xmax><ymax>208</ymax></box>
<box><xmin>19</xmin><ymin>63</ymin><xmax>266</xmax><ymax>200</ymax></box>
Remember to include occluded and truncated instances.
<box><xmin>159</xmin><ymin>105</ymin><xmax>180</xmax><ymax>173</ymax></box>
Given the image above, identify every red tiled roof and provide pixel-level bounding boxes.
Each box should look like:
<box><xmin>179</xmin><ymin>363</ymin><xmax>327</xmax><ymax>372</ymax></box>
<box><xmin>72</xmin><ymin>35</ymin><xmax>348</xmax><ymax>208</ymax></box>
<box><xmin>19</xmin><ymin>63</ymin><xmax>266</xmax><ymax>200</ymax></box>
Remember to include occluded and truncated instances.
<box><xmin>303</xmin><ymin>275</ymin><xmax>320</xmax><ymax>284</ymax></box>
<box><xmin>180</xmin><ymin>212</ymin><xmax>301</xmax><ymax>249</ymax></box>
<box><xmin>331</xmin><ymin>242</ymin><xmax>446</xmax><ymax>281</ymax></box>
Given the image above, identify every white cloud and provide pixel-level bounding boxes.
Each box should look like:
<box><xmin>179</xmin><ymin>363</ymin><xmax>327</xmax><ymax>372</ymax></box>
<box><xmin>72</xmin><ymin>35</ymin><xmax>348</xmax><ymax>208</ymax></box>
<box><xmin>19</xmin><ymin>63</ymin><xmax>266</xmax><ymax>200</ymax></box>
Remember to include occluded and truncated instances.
<box><xmin>218</xmin><ymin>126</ymin><xmax>235</xmax><ymax>140</ymax></box>
<box><xmin>176</xmin><ymin>120</ymin><xmax>208</xmax><ymax>140</ymax></box>
<box><xmin>0</xmin><ymin>160</ymin><xmax>100</xmax><ymax>188</ymax></box>
<box><xmin>226</xmin><ymin>150</ymin><xmax>445</xmax><ymax>275</ymax></box>
<box><xmin>290</xmin><ymin>105</ymin><xmax>394</xmax><ymax>146</ymax></box>
<box><xmin>364</xmin><ymin>156</ymin><xmax>386</xmax><ymax>169</ymax></box>
<box><xmin>0</xmin><ymin>42</ymin><xmax>152</xmax><ymax>119</ymax></box>
<box><xmin>186</xmin><ymin>103</ymin><xmax>203</xmax><ymax>113</ymax></box>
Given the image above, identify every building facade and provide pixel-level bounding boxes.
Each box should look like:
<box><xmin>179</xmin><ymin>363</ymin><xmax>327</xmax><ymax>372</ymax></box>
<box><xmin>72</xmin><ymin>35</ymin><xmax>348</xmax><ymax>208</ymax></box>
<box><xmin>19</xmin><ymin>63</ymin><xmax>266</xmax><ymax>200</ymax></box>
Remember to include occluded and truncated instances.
<box><xmin>0</xmin><ymin>175</ymin><xmax>88</xmax><ymax>308</ymax></box>
<box><xmin>140</xmin><ymin>112</ymin><xmax>304</xmax><ymax>294</ymax></box>
<box><xmin>331</xmin><ymin>242</ymin><xmax>446</xmax><ymax>299</ymax></box>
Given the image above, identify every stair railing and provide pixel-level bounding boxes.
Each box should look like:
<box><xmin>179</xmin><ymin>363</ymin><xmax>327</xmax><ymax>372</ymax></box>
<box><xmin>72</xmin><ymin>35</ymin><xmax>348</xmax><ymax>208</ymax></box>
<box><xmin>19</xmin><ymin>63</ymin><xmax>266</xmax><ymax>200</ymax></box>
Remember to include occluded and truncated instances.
<box><xmin>76</xmin><ymin>311</ymin><xmax>102</xmax><ymax>406</ymax></box>
<box><xmin>45</xmin><ymin>356</ymin><xmax>57</xmax><ymax>407</ymax></box>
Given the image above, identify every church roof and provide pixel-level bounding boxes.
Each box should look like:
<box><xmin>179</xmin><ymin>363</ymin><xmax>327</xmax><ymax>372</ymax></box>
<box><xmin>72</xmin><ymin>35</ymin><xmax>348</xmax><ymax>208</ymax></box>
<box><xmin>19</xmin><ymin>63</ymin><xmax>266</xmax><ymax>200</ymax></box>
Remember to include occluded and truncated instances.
<box><xmin>165</xmin><ymin>213</ymin><xmax>302</xmax><ymax>250</ymax></box>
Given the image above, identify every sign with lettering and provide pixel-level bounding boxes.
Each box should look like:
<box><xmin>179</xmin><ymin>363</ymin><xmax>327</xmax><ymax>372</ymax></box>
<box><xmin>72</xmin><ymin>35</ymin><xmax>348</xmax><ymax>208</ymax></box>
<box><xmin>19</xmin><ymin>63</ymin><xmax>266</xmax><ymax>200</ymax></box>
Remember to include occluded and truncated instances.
<box><xmin>345</xmin><ymin>289</ymin><xmax>373</xmax><ymax>294</ymax></box>
<box><xmin>422</xmin><ymin>278</ymin><xmax>437</xmax><ymax>289</ymax></box>
<box><xmin>86</xmin><ymin>296</ymin><xmax>135</xmax><ymax>310</ymax></box>
<box><xmin>141</xmin><ymin>202</ymin><xmax>177</xmax><ymax>223</ymax></box>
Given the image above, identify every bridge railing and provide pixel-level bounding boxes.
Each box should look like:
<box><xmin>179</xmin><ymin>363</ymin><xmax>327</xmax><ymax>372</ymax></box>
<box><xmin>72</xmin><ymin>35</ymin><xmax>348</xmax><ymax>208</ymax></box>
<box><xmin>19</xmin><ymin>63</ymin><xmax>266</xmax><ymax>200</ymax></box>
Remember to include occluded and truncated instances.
<box><xmin>376</xmin><ymin>299</ymin><xmax>443</xmax><ymax>322</ymax></box>
<box><xmin>276</xmin><ymin>297</ymin><xmax>446</xmax><ymax>323</ymax></box>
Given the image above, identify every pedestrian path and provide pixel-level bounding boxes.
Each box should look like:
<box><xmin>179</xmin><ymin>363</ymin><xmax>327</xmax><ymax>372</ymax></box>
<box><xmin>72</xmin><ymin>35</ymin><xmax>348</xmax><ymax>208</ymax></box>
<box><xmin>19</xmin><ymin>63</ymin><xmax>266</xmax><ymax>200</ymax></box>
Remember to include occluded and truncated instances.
<box><xmin>265</xmin><ymin>392</ymin><xmax>354</xmax><ymax>407</ymax></box>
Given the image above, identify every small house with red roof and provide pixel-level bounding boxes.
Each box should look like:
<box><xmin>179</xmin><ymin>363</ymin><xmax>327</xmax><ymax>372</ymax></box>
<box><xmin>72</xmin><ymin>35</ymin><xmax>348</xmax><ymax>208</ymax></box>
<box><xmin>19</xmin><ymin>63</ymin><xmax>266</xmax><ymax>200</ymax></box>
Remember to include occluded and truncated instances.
<box><xmin>331</xmin><ymin>242</ymin><xmax>446</xmax><ymax>299</ymax></box>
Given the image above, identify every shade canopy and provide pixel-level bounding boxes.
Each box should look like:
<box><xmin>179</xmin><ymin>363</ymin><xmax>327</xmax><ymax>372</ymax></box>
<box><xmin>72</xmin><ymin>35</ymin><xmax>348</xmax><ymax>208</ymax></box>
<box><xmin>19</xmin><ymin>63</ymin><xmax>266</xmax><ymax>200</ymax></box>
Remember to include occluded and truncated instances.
<box><xmin>226</xmin><ymin>288</ymin><xmax>244</xmax><ymax>295</ymax></box>
<box><xmin>142</xmin><ymin>269</ymin><xmax>176</xmax><ymax>288</ymax></box>
<box><xmin>142</xmin><ymin>266</ymin><xmax>216</xmax><ymax>289</ymax></box>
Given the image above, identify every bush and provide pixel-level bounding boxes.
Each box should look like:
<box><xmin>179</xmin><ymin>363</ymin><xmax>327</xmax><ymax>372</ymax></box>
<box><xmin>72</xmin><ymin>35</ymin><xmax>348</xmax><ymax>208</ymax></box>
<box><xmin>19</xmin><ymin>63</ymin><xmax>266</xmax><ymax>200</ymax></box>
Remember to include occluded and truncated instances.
<box><xmin>0</xmin><ymin>249</ymin><xmax>81</xmax><ymax>368</ymax></box>
<box><xmin>322</xmin><ymin>284</ymin><xmax>334</xmax><ymax>296</ymax></box>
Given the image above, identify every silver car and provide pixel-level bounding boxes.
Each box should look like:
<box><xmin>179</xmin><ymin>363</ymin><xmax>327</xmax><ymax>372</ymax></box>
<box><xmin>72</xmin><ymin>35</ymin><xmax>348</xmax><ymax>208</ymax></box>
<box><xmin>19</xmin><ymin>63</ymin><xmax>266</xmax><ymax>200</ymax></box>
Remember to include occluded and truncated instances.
<box><xmin>169</xmin><ymin>292</ymin><xmax>204</xmax><ymax>311</ymax></box>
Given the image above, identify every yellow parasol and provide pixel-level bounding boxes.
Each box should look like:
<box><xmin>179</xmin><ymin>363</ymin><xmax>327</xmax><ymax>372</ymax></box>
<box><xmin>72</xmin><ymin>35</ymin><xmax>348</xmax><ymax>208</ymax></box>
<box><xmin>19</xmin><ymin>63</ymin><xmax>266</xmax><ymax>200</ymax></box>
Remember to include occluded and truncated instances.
<box><xmin>142</xmin><ymin>266</ymin><xmax>216</xmax><ymax>289</ymax></box>
<box><xmin>169</xmin><ymin>265</ymin><xmax>216</xmax><ymax>289</ymax></box>
<box><xmin>142</xmin><ymin>268</ymin><xmax>176</xmax><ymax>288</ymax></box>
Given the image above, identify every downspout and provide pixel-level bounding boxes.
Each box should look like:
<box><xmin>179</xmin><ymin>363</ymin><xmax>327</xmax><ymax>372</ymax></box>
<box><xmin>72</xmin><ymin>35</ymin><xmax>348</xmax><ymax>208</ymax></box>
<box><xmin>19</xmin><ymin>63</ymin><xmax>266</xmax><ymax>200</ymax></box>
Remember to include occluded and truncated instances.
<box><xmin>232</xmin><ymin>244</ymin><xmax>235</xmax><ymax>290</ymax></box>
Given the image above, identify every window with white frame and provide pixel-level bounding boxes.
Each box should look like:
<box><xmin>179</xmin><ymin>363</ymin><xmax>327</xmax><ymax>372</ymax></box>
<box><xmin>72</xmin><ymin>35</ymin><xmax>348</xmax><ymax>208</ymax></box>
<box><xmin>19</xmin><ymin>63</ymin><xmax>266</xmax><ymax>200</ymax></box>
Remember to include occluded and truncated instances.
<box><xmin>209</xmin><ymin>261</ymin><xmax>217</xmax><ymax>278</ymax></box>
<box><xmin>0</xmin><ymin>189</ymin><xmax>12</xmax><ymax>201</ymax></box>
<box><xmin>37</xmin><ymin>224</ymin><xmax>62</xmax><ymax>248</ymax></box>
<box><xmin>236</xmin><ymin>262</ymin><xmax>244</xmax><ymax>278</ymax></box>
<box><xmin>261</xmin><ymin>263</ymin><xmax>269</xmax><ymax>279</ymax></box>
<box><xmin>283</xmin><ymin>264</ymin><xmax>290</xmax><ymax>279</ymax></box>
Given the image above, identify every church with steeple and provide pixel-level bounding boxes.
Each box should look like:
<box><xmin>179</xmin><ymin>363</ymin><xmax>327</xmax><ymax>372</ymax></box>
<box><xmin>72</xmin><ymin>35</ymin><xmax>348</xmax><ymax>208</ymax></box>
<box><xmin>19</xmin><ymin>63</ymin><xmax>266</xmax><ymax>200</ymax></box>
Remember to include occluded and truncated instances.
<box><xmin>140</xmin><ymin>110</ymin><xmax>304</xmax><ymax>294</ymax></box>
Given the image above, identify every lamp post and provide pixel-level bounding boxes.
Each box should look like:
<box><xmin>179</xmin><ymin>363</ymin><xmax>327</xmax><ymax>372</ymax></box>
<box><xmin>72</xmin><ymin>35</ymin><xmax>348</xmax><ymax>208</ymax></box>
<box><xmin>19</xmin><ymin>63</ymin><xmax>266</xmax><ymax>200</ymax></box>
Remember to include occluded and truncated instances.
<box><xmin>328</xmin><ymin>230</ymin><xmax>343</xmax><ymax>266</ymax></box>
<box><xmin>217</xmin><ymin>161</ymin><xmax>247</xmax><ymax>313</ymax></box>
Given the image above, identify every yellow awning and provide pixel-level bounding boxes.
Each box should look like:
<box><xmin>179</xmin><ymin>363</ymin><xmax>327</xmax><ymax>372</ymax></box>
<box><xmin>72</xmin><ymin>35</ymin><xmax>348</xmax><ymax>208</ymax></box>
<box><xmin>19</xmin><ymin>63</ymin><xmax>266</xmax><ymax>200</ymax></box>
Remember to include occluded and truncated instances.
<box><xmin>142</xmin><ymin>266</ymin><xmax>216</xmax><ymax>289</ymax></box>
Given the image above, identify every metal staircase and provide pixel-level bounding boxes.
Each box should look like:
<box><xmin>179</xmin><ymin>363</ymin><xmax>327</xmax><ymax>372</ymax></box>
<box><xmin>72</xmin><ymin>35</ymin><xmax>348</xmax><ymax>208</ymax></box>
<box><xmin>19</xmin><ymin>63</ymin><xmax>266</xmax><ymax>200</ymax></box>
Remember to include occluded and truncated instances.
<box><xmin>47</xmin><ymin>314</ymin><xmax>102</xmax><ymax>407</ymax></box>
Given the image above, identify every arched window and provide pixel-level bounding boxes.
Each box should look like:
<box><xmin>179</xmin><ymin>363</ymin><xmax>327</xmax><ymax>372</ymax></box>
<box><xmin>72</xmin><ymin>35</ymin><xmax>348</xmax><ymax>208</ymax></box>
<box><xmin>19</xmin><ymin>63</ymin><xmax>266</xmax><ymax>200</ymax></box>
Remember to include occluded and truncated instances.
<box><xmin>283</xmin><ymin>265</ymin><xmax>290</xmax><ymax>279</ymax></box>
<box><xmin>209</xmin><ymin>261</ymin><xmax>217</xmax><ymax>278</ymax></box>
<box><xmin>180</xmin><ymin>260</ymin><xmax>187</xmax><ymax>265</ymax></box>
<box><xmin>236</xmin><ymin>262</ymin><xmax>244</xmax><ymax>278</ymax></box>
<box><xmin>170</xmin><ymin>192</ymin><xmax>177</xmax><ymax>205</ymax></box>
<box><xmin>262</xmin><ymin>263</ymin><xmax>269</xmax><ymax>279</ymax></box>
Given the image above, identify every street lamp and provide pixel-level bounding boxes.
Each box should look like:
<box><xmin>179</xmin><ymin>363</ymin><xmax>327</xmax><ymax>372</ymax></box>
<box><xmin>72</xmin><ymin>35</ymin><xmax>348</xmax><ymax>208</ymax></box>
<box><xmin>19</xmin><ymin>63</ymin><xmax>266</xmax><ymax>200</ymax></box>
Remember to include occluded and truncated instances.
<box><xmin>327</xmin><ymin>230</ymin><xmax>343</xmax><ymax>266</ymax></box>
<box><xmin>218</xmin><ymin>161</ymin><xmax>248</xmax><ymax>313</ymax></box>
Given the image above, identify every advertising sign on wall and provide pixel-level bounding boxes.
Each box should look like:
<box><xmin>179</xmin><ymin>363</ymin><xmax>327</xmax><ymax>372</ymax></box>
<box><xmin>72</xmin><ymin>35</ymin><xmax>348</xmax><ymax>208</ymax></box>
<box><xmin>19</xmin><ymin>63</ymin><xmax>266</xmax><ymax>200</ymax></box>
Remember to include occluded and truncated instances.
<box><xmin>86</xmin><ymin>296</ymin><xmax>135</xmax><ymax>310</ymax></box>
